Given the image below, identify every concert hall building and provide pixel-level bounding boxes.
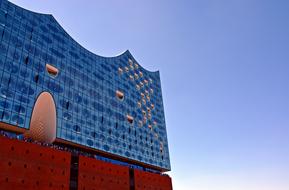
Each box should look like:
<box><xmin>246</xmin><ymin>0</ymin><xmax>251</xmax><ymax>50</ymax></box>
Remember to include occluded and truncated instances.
<box><xmin>0</xmin><ymin>0</ymin><xmax>172</xmax><ymax>189</ymax></box>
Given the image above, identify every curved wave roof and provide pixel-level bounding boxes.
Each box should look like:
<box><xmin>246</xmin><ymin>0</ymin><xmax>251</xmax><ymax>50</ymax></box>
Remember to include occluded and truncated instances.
<box><xmin>9</xmin><ymin>0</ymin><xmax>158</xmax><ymax>73</ymax></box>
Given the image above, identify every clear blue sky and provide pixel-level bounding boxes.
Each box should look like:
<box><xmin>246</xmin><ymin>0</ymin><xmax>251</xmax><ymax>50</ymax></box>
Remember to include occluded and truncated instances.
<box><xmin>10</xmin><ymin>0</ymin><xmax>289</xmax><ymax>189</ymax></box>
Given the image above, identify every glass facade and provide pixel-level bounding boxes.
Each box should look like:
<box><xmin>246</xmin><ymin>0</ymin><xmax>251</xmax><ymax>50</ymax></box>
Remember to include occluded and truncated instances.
<box><xmin>0</xmin><ymin>0</ymin><xmax>170</xmax><ymax>171</ymax></box>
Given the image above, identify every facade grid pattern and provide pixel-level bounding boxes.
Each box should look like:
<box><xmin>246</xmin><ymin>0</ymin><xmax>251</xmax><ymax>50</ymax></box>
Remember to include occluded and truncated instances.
<box><xmin>0</xmin><ymin>0</ymin><xmax>170</xmax><ymax>171</ymax></box>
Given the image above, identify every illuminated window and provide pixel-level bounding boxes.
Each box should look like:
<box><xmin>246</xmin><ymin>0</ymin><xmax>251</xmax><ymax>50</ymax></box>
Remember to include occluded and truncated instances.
<box><xmin>130</xmin><ymin>65</ymin><xmax>134</xmax><ymax>70</ymax></box>
<box><xmin>116</xmin><ymin>90</ymin><xmax>124</xmax><ymax>100</ymax></box>
<box><xmin>141</xmin><ymin>93</ymin><xmax>145</xmax><ymax>98</ymax></box>
<box><xmin>125</xmin><ymin>67</ymin><xmax>129</xmax><ymax>72</ymax></box>
<box><xmin>134</xmin><ymin>73</ymin><xmax>139</xmax><ymax>79</ymax></box>
<box><xmin>146</xmin><ymin>95</ymin><xmax>150</xmax><ymax>100</ymax></box>
<box><xmin>128</xmin><ymin>59</ymin><xmax>133</xmax><ymax>65</ymax></box>
<box><xmin>143</xmin><ymin>117</ymin><xmax>147</xmax><ymax>124</ymax></box>
<box><xmin>127</xmin><ymin>115</ymin><xmax>134</xmax><ymax>124</ymax></box>
<box><xmin>137</xmin><ymin>101</ymin><xmax>142</xmax><ymax>108</ymax></box>
<box><xmin>136</xmin><ymin>85</ymin><xmax>140</xmax><ymax>90</ymax></box>
<box><xmin>142</xmin><ymin>98</ymin><xmax>146</xmax><ymax>105</ymax></box>
<box><xmin>144</xmin><ymin>80</ymin><xmax>148</xmax><ymax>85</ymax></box>
<box><xmin>46</xmin><ymin>64</ymin><xmax>58</xmax><ymax>77</ymax></box>
<box><xmin>148</xmin><ymin>125</ymin><xmax>152</xmax><ymax>130</ymax></box>
<box><xmin>149</xmin><ymin>78</ymin><xmax>153</xmax><ymax>83</ymax></box>
<box><xmin>148</xmin><ymin>113</ymin><xmax>152</xmax><ymax>119</ymax></box>
<box><xmin>151</xmin><ymin>104</ymin><xmax>155</xmax><ymax>109</ymax></box>
<box><xmin>147</xmin><ymin>97</ymin><xmax>150</xmax><ymax>102</ymax></box>
<box><xmin>129</xmin><ymin>75</ymin><xmax>134</xmax><ymax>81</ymax></box>
<box><xmin>139</xmin><ymin>71</ymin><xmax>143</xmax><ymax>77</ymax></box>
<box><xmin>118</xmin><ymin>68</ymin><xmax>123</xmax><ymax>75</ymax></box>
<box><xmin>134</xmin><ymin>63</ymin><xmax>139</xmax><ymax>69</ymax></box>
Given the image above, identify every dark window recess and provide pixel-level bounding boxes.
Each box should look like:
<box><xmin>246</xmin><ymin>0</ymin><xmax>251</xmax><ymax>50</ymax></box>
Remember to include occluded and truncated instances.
<box><xmin>66</xmin><ymin>101</ymin><xmax>70</xmax><ymax>110</ymax></box>
<box><xmin>115</xmin><ymin>122</ymin><xmax>118</xmax><ymax>129</ymax></box>
<box><xmin>34</xmin><ymin>75</ymin><xmax>39</xmax><ymax>83</ymax></box>
<box><xmin>24</xmin><ymin>56</ymin><xmax>29</xmax><ymax>64</ymax></box>
<box><xmin>101</xmin><ymin>116</ymin><xmax>104</xmax><ymax>123</ymax></box>
<box><xmin>69</xmin><ymin>154</ymin><xmax>79</xmax><ymax>190</ymax></box>
<box><xmin>17</xmin><ymin>105</ymin><xmax>22</xmax><ymax>113</ymax></box>
<box><xmin>7</xmin><ymin>77</ymin><xmax>11</xmax><ymax>85</ymax></box>
<box><xmin>73</xmin><ymin>125</ymin><xmax>81</xmax><ymax>133</ymax></box>
<box><xmin>129</xmin><ymin>168</ymin><xmax>135</xmax><ymax>190</ymax></box>
<box><xmin>91</xmin><ymin>132</ymin><xmax>97</xmax><ymax>138</ymax></box>
<box><xmin>30</xmin><ymin>29</ymin><xmax>33</xmax><ymax>40</ymax></box>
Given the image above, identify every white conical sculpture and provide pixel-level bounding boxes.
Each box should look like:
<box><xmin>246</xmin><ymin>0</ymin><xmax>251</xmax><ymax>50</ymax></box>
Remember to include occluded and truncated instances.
<box><xmin>25</xmin><ymin>92</ymin><xmax>56</xmax><ymax>143</ymax></box>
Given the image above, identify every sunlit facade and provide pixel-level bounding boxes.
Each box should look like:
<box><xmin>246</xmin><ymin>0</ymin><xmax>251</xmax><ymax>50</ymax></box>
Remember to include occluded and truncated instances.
<box><xmin>0</xmin><ymin>0</ymin><xmax>170</xmax><ymax>173</ymax></box>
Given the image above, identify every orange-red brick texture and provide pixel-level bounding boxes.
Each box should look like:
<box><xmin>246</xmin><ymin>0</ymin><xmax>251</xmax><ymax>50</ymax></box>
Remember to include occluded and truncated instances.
<box><xmin>0</xmin><ymin>136</ymin><xmax>71</xmax><ymax>190</ymax></box>
<box><xmin>78</xmin><ymin>156</ymin><xmax>130</xmax><ymax>190</ymax></box>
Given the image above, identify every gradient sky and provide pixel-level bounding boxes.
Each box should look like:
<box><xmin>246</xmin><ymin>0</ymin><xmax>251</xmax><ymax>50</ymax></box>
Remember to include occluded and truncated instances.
<box><xmin>9</xmin><ymin>0</ymin><xmax>289</xmax><ymax>189</ymax></box>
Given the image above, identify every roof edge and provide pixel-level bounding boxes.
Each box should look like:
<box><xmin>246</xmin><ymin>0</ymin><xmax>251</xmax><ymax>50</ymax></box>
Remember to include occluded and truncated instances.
<box><xmin>6</xmin><ymin>0</ymin><xmax>159</xmax><ymax>73</ymax></box>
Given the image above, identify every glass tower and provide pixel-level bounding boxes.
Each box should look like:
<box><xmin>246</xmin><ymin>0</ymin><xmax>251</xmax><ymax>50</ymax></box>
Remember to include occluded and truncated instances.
<box><xmin>0</xmin><ymin>0</ymin><xmax>170</xmax><ymax>171</ymax></box>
